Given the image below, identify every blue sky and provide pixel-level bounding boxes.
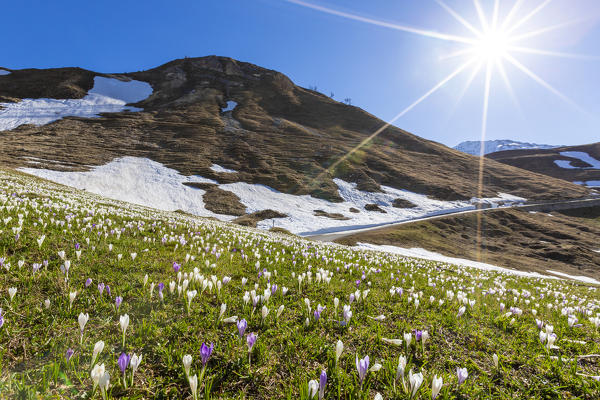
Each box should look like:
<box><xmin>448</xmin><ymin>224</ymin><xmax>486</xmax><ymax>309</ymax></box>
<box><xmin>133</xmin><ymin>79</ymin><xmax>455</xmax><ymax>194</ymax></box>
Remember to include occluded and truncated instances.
<box><xmin>3</xmin><ymin>0</ymin><xmax>599</xmax><ymax>147</ymax></box>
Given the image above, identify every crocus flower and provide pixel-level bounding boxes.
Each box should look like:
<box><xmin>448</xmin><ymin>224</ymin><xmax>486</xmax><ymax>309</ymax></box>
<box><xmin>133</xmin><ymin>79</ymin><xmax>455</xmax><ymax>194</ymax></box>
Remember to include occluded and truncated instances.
<box><xmin>173</xmin><ymin>262</ymin><xmax>181</xmax><ymax>273</ymax></box>
<box><xmin>237</xmin><ymin>319</ymin><xmax>247</xmax><ymax>339</ymax></box>
<box><xmin>98</xmin><ymin>283</ymin><xmax>105</xmax><ymax>295</ymax></box>
<box><xmin>120</xmin><ymin>314</ymin><xmax>130</xmax><ymax>347</ymax></box>
<box><xmin>189</xmin><ymin>373</ymin><xmax>198</xmax><ymax>400</ymax></box>
<box><xmin>308</xmin><ymin>380</ymin><xmax>318</xmax><ymax>399</ymax></box>
<box><xmin>457</xmin><ymin>367</ymin><xmax>468</xmax><ymax>385</ymax></box>
<box><xmin>319</xmin><ymin>370</ymin><xmax>327</xmax><ymax>399</ymax></box>
<box><xmin>247</xmin><ymin>333</ymin><xmax>257</xmax><ymax>352</ymax></box>
<box><xmin>91</xmin><ymin>363</ymin><xmax>105</xmax><ymax>391</ymax></box>
<box><xmin>356</xmin><ymin>355</ymin><xmax>369</xmax><ymax>385</ymax></box>
<box><xmin>409</xmin><ymin>370</ymin><xmax>423</xmax><ymax>399</ymax></box>
<box><xmin>85</xmin><ymin>278</ymin><xmax>92</xmax><ymax>287</ymax></box>
<box><xmin>91</xmin><ymin>340</ymin><xmax>105</xmax><ymax>367</ymax></box>
<box><xmin>432</xmin><ymin>375</ymin><xmax>443</xmax><ymax>399</ymax></box>
<box><xmin>314</xmin><ymin>304</ymin><xmax>325</xmax><ymax>321</ymax></box>
<box><xmin>66</xmin><ymin>348</ymin><xmax>75</xmax><ymax>363</ymax></box>
<box><xmin>200</xmin><ymin>342</ymin><xmax>214</xmax><ymax>366</ymax></box>
<box><xmin>183</xmin><ymin>354</ymin><xmax>193</xmax><ymax>377</ymax></box>
<box><xmin>118</xmin><ymin>352</ymin><xmax>130</xmax><ymax>387</ymax></box>
<box><xmin>335</xmin><ymin>340</ymin><xmax>343</xmax><ymax>365</ymax></box>
<box><xmin>493</xmin><ymin>353</ymin><xmax>499</xmax><ymax>368</ymax></box>
<box><xmin>78</xmin><ymin>312</ymin><xmax>89</xmax><ymax>343</ymax></box>
<box><xmin>115</xmin><ymin>296</ymin><xmax>123</xmax><ymax>311</ymax></box>
<box><xmin>130</xmin><ymin>353</ymin><xmax>142</xmax><ymax>385</ymax></box>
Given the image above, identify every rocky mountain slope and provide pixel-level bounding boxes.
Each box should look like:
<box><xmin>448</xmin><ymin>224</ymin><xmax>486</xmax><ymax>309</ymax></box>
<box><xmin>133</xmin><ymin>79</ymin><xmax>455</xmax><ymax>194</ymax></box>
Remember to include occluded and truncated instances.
<box><xmin>488</xmin><ymin>143</ymin><xmax>600</xmax><ymax>189</ymax></box>
<box><xmin>0</xmin><ymin>56</ymin><xmax>591</xmax><ymax>233</ymax></box>
<box><xmin>454</xmin><ymin>140</ymin><xmax>558</xmax><ymax>156</ymax></box>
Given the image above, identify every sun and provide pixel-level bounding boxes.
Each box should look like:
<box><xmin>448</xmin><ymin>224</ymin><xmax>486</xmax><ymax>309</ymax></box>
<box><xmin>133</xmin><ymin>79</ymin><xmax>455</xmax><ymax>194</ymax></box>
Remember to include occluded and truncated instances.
<box><xmin>474</xmin><ymin>29</ymin><xmax>509</xmax><ymax>61</ymax></box>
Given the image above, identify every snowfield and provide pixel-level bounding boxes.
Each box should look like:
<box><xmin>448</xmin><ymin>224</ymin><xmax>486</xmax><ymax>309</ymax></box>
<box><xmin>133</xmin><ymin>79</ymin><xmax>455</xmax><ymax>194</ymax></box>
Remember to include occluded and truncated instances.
<box><xmin>20</xmin><ymin>156</ymin><xmax>526</xmax><ymax>235</ymax></box>
<box><xmin>574</xmin><ymin>181</ymin><xmax>600</xmax><ymax>188</ymax></box>
<box><xmin>554</xmin><ymin>152</ymin><xmax>600</xmax><ymax>170</ymax></box>
<box><xmin>0</xmin><ymin>69</ymin><xmax>11</xmax><ymax>76</ymax></box>
<box><xmin>0</xmin><ymin>77</ymin><xmax>152</xmax><ymax>131</ymax></box>
<box><xmin>355</xmin><ymin>242</ymin><xmax>600</xmax><ymax>284</ymax></box>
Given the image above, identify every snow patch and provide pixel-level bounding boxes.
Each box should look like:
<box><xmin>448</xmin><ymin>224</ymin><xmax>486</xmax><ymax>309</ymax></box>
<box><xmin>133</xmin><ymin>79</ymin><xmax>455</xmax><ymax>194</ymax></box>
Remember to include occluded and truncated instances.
<box><xmin>0</xmin><ymin>76</ymin><xmax>152</xmax><ymax>131</ymax></box>
<box><xmin>355</xmin><ymin>243</ymin><xmax>559</xmax><ymax>280</ymax></box>
<box><xmin>0</xmin><ymin>69</ymin><xmax>10</xmax><ymax>76</ymax></box>
<box><xmin>221</xmin><ymin>101</ymin><xmax>237</xmax><ymax>113</ymax></box>
<box><xmin>210</xmin><ymin>164</ymin><xmax>237</xmax><ymax>173</ymax></box>
<box><xmin>555</xmin><ymin>151</ymin><xmax>600</xmax><ymax>169</ymax></box>
<box><xmin>546</xmin><ymin>270</ymin><xmax>600</xmax><ymax>285</ymax></box>
<box><xmin>19</xmin><ymin>157</ymin><xmax>526</xmax><ymax>235</ymax></box>
<box><xmin>454</xmin><ymin>140</ymin><xmax>558</xmax><ymax>156</ymax></box>
<box><xmin>574</xmin><ymin>180</ymin><xmax>600</xmax><ymax>187</ymax></box>
<box><xmin>18</xmin><ymin>157</ymin><xmax>228</xmax><ymax>219</ymax></box>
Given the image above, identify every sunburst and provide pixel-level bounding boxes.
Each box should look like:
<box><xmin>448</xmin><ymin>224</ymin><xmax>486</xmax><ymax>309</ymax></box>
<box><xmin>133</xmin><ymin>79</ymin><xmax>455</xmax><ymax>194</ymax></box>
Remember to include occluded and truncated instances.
<box><xmin>285</xmin><ymin>0</ymin><xmax>598</xmax><ymax>259</ymax></box>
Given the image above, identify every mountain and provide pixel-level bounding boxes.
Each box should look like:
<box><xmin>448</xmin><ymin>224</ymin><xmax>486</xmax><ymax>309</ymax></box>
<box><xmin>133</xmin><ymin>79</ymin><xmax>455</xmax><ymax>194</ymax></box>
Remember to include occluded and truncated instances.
<box><xmin>0</xmin><ymin>56</ymin><xmax>591</xmax><ymax>234</ymax></box>
<box><xmin>488</xmin><ymin>142</ymin><xmax>600</xmax><ymax>189</ymax></box>
<box><xmin>454</xmin><ymin>139</ymin><xmax>559</xmax><ymax>156</ymax></box>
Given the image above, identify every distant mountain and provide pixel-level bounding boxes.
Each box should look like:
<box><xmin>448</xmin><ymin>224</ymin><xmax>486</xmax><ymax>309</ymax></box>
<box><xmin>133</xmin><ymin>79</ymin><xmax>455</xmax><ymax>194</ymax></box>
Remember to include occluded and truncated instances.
<box><xmin>0</xmin><ymin>56</ymin><xmax>591</xmax><ymax>234</ymax></box>
<box><xmin>454</xmin><ymin>140</ymin><xmax>559</xmax><ymax>156</ymax></box>
<box><xmin>487</xmin><ymin>142</ymin><xmax>600</xmax><ymax>189</ymax></box>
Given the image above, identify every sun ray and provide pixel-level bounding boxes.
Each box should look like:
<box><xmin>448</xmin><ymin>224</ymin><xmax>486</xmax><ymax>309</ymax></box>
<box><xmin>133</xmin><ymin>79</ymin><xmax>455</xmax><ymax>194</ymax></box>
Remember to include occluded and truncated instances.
<box><xmin>434</xmin><ymin>0</ymin><xmax>482</xmax><ymax>37</ymax></box>
<box><xmin>285</xmin><ymin>0</ymin><xmax>476</xmax><ymax>44</ymax></box>
<box><xmin>444</xmin><ymin>59</ymin><xmax>483</xmax><ymax>121</ymax></box>
<box><xmin>476</xmin><ymin>61</ymin><xmax>493</xmax><ymax>262</ymax></box>
<box><xmin>439</xmin><ymin>47</ymin><xmax>476</xmax><ymax>61</ymax></box>
<box><xmin>311</xmin><ymin>58</ymin><xmax>477</xmax><ymax>185</ymax></box>
<box><xmin>492</xmin><ymin>0</ymin><xmax>500</xmax><ymax>29</ymax></box>
<box><xmin>501</xmin><ymin>0</ymin><xmax>524</xmax><ymax>30</ymax></box>
<box><xmin>506</xmin><ymin>0</ymin><xmax>553</xmax><ymax>35</ymax></box>
<box><xmin>509</xmin><ymin>18</ymin><xmax>592</xmax><ymax>42</ymax></box>
<box><xmin>495</xmin><ymin>59</ymin><xmax>521</xmax><ymax>112</ymax></box>
<box><xmin>508</xmin><ymin>46</ymin><xmax>600</xmax><ymax>60</ymax></box>
<box><xmin>504</xmin><ymin>54</ymin><xmax>586</xmax><ymax>113</ymax></box>
<box><xmin>473</xmin><ymin>0</ymin><xmax>489</xmax><ymax>32</ymax></box>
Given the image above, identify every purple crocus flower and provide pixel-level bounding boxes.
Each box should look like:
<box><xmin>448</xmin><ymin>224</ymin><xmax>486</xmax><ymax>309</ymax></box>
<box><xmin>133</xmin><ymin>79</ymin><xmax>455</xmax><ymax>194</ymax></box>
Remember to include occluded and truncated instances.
<box><xmin>98</xmin><ymin>282</ymin><xmax>105</xmax><ymax>295</ymax></box>
<box><xmin>106</xmin><ymin>285</ymin><xmax>111</xmax><ymax>296</ymax></box>
<box><xmin>75</xmin><ymin>243</ymin><xmax>80</xmax><ymax>250</ymax></box>
<box><xmin>172</xmin><ymin>262</ymin><xmax>180</xmax><ymax>273</ymax></box>
<box><xmin>200</xmin><ymin>342</ymin><xmax>214</xmax><ymax>366</ymax></box>
<box><xmin>355</xmin><ymin>280</ymin><xmax>361</xmax><ymax>288</ymax></box>
<box><xmin>247</xmin><ymin>333</ymin><xmax>257</xmax><ymax>351</ymax></box>
<box><xmin>43</xmin><ymin>260</ymin><xmax>49</xmax><ymax>268</ymax></box>
<box><xmin>237</xmin><ymin>319</ymin><xmax>248</xmax><ymax>339</ymax></box>
<box><xmin>0</xmin><ymin>310</ymin><xmax>4</xmax><ymax>329</ymax></box>
<box><xmin>457</xmin><ymin>367</ymin><xmax>468</xmax><ymax>385</ymax></box>
<box><xmin>115</xmin><ymin>296</ymin><xmax>123</xmax><ymax>310</ymax></box>
<box><xmin>356</xmin><ymin>355</ymin><xmax>369</xmax><ymax>384</ymax></box>
<box><xmin>118</xmin><ymin>352</ymin><xmax>131</xmax><ymax>373</ymax></box>
<box><xmin>314</xmin><ymin>305</ymin><xmax>325</xmax><ymax>321</ymax></box>
<box><xmin>66</xmin><ymin>348</ymin><xmax>75</xmax><ymax>362</ymax></box>
<box><xmin>414</xmin><ymin>330</ymin><xmax>423</xmax><ymax>341</ymax></box>
<box><xmin>85</xmin><ymin>278</ymin><xmax>92</xmax><ymax>287</ymax></box>
<box><xmin>271</xmin><ymin>284</ymin><xmax>278</xmax><ymax>295</ymax></box>
<box><xmin>319</xmin><ymin>370</ymin><xmax>327</xmax><ymax>399</ymax></box>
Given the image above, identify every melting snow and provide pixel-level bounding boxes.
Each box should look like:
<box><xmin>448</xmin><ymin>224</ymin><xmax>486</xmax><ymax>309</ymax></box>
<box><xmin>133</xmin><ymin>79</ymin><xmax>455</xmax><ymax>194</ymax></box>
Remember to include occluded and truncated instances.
<box><xmin>546</xmin><ymin>270</ymin><xmax>600</xmax><ymax>285</ymax></box>
<box><xmin>210</xmin><ymin>164</ymin><xmax>237</xmax><ymax>173</ymax></box>
<box><xmin>0</xmin><ymin>69</ymin><xmax>10</xmax><ymax>76</ymax></box>
<box><xmin>355</xmin><ymin>243</ymin><xmax>561</xmax><ymax>280</ymax></box>
<box><xmin>221</xmin><ymin>101</ymin><xmax>237</xmax><ymax>113</ymax></box>
<box><xmin>0</xmin><ymin>76</ymin><xmax>152</xmax><ymax>131</ymax></box>
<box><xmin>19</xmin><ymin>157</ymin><xmax>526</xmax><ymax>235</ymax></box>
<box><xmin>574</xmin><ymin>180</ymin><xmax>600</xmax><ymax>187</ymax></box>
<box><xmin>554</xmin><ymin>151</ymin><xmax>600</xmax><ymax>169</ymax></box>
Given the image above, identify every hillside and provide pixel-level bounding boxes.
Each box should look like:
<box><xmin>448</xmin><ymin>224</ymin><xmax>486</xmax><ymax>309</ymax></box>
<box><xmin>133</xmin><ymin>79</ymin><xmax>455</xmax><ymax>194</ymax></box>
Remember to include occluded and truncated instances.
<box><xmin>454</xmin><ymin>140</ymin><xmax>558</xmax><ymax>156</ymax></box>
<box><xmin>488</xmin><ymin>143</ymin><xmax>600</xmax><ymax>189</ymax></box>
<box><xmin>2</xmin><ymin>168</ymin><xmax>600</xmax><ymax>399</ymax></box>
<box><xmin>0</xmin><ymin>57</ymin><xmax>592</xmax><ymax>235</ymax></box>
<box><xmin>336</xmin><ymin>207</ymin><xmax>600</xmax><ymax>281</ymax></box>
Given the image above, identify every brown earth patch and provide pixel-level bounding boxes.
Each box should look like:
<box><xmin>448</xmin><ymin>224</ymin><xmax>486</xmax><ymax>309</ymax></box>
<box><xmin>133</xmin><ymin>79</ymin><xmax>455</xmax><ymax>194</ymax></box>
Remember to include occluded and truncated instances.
<box><xmin>392</xmin><ymin>198</ymin><xmax>417</xmax><ymax>208</ymax></box>
<box><xmin>232</xmin><ymin>209</ymin><xmax>287</xmax><ymax>227</ymax></box>
<box><xmin>365</xmin><ymin>203</ymin><xmax>386</xmax><ymax>213</ymax></box>
<box><xmin>313</xmin><ymin>209</ymin><xmax>350</xmax><ymax>220</ymax></box>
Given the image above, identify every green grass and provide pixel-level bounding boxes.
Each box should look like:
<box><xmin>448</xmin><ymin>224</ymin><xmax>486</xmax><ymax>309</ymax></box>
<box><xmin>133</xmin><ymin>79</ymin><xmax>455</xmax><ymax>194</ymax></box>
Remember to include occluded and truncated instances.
<box><xmin>1</xmin><ymin>168</ymin><xmax>600</xmax><ymax>399</ymax></box>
